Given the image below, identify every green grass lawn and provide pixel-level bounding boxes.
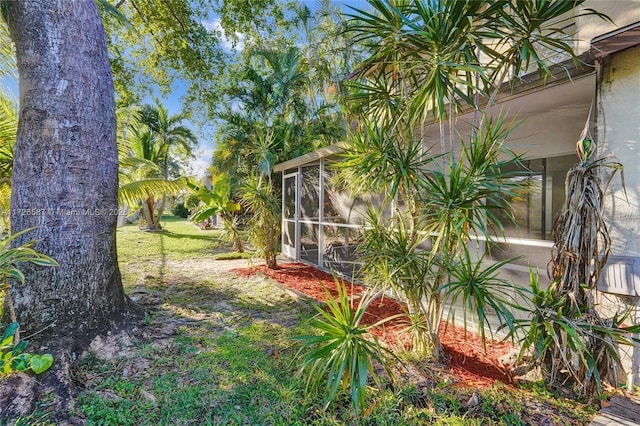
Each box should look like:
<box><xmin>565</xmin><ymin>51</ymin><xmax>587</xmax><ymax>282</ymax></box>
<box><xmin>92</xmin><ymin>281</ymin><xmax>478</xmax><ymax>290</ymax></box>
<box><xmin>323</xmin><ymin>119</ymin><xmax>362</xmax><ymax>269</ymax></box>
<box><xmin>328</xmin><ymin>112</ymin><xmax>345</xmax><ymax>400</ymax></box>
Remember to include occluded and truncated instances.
<box><xmin>117</xmin><ymin>216</ymin><xmax>222</xmax><ymax>264</ymax></box>
<box><xmin>65</xmin><ymin>216</ymin><xmax>597</xmax><ymax>425</ymax></box>
<box><xmin>116</xmin><ymin>215</ymin><xmax>223</xmax><ymax>289</ymax></box>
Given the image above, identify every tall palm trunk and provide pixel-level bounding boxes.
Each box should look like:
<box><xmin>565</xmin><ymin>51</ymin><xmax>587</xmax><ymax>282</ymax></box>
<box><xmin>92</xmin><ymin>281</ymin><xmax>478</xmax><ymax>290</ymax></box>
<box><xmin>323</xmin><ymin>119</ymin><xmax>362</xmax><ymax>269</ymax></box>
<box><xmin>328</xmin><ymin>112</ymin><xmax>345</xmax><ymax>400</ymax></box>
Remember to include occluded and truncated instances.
<box><xmin>141</xmin><ymin>196</ymin><xmax>160</xmax><ymax>230</ymax></box>
<box><xmin>1</xmin><ymin>0</ymin><xmax>137</xmax><ymax>415</ymax></box>
<box><xmin>154</xmin><ymin>156</ymin><xmax>170</xmax><ymax>227</ymax></box>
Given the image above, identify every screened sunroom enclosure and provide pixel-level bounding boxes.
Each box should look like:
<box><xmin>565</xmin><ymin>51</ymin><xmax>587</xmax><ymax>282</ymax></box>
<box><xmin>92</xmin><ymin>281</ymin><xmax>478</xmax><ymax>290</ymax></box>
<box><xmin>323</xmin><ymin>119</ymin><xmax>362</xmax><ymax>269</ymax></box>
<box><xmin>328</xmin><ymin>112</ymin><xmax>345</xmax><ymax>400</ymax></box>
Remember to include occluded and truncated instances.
<box><xmin>275</xmin><ymin>145</ymin><xmax>379</xmax><ymax>276</ymax></box>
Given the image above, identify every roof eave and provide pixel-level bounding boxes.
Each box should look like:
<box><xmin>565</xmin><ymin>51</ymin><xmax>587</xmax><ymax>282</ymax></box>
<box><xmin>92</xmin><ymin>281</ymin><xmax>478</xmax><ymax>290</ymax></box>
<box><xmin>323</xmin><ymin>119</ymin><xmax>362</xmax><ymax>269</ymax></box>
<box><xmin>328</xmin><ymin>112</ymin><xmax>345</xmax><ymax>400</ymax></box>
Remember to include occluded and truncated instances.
<box><xmin>274</xmin><ymin>52</ymin><xmax>595</xmax><ymax>171</ymax></box>
<box><xmin>273</xmin><ymin>142</ymin><xmax>347</xmax><ymax>173</ymax></box>
<box><xmin>590</xmin><ymin>20</ymin><xmax>640</xmax><ymax>60</ymax></box>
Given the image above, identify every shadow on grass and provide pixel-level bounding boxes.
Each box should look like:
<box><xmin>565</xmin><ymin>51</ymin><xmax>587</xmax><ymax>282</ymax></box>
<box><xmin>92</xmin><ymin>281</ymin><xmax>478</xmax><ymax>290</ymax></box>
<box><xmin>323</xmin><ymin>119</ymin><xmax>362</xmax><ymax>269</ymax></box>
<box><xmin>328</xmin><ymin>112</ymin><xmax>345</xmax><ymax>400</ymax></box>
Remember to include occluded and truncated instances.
<box><xmin>156</xmin><ymin>271</ymin><xmax>313</xmax><ymax>330</ymax></box>
<box><xmin>164</xmin><ymin>231</ymin><xmax>218</xmax><ymax>241</ymax></box>
<box><xmin>158</xmin><ymin>231</ymin><xmax>217</xmax><ymax>242</ymax></box>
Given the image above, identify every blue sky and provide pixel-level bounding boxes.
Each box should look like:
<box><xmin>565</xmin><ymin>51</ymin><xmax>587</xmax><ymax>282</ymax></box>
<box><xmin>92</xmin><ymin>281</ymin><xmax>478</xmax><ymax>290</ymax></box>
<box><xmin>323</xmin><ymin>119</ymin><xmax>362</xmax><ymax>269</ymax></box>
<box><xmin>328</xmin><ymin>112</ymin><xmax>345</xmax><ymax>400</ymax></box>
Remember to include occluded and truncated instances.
<box><xmin>158</xmin><ymin>0</ymin><xmax>372</xmax><ymax>179</ymax></box>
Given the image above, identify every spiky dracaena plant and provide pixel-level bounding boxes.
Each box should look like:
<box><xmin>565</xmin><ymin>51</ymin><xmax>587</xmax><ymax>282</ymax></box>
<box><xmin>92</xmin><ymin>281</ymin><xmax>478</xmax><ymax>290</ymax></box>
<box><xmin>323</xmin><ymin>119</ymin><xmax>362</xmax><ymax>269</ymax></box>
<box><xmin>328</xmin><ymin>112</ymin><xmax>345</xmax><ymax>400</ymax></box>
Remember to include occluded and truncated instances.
<box><xmin>339</xmin><ymin>114</ymin><xmax>528</xmax><ymax>360</ymax></box>
<box><xmin>543</xmin><ymin>120</ymin><xmax>635</xmax><ymax>400</ymax></box>
<box><xmin>296</xmin><ymin>277</ymin><xmax>399</xmax><ymax>416</ymax></box>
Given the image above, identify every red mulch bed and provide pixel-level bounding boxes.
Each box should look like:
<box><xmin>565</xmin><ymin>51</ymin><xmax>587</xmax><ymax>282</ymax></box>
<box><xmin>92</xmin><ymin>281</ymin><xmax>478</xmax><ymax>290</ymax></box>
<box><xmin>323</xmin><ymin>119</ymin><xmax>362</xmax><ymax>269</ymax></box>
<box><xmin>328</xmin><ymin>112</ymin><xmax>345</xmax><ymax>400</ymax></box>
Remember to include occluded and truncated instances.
<box><xmin>232</xmin><ymin>262</ymin><xmax>514</xmax><ymax>387</ymax></box>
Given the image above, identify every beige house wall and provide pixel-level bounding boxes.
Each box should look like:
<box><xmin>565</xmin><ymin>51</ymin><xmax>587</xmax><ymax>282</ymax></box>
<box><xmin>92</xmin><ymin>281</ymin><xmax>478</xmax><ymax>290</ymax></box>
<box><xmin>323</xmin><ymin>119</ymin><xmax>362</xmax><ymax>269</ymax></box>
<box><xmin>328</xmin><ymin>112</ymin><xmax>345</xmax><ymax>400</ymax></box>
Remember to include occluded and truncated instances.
<box><xmin>596</xmin><ymin>43</ymin><xmax>640</xmax><ymax>389</ymax></box>
<box><xmin>600</xmin><ymin>44</ymin><xmax>640</xmax><ymax>256</ymax></box>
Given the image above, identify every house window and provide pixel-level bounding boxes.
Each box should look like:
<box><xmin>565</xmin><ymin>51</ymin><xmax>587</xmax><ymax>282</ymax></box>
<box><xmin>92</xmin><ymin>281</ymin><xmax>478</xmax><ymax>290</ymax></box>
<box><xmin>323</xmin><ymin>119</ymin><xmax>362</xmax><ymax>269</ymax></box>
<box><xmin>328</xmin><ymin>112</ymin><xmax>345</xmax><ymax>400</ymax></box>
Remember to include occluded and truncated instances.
<box><xmin>487</xmin><ymin>153</ymin><xmax>577</xmax><ymax>268</ymax></box>
<box><xmin>491</xmin><ymin>154</ymin><xmax>576</xmax><ymax>241</ymax></box>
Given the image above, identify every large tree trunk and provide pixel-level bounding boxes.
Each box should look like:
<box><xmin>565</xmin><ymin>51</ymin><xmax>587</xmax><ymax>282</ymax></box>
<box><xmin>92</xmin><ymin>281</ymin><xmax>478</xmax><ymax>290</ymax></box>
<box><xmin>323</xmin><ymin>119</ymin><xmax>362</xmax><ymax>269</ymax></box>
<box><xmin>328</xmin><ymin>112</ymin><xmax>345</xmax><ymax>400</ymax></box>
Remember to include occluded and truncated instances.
<box><xmin>1</xmin><ymin>0</ymin><xmax>137</xmax><ymax>418</ymax></box>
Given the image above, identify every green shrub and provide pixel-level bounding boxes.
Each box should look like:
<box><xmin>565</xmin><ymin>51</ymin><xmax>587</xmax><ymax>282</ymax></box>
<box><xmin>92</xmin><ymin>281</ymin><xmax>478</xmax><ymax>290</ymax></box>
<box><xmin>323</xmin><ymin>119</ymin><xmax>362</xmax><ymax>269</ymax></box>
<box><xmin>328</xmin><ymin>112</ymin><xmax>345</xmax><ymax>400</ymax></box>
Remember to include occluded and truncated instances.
<box><xmin>171</xmin><ymin>203</ymin><xmax>190</xmax><ymax>218</ymax></box>
<box><xmin>296</xmin><ymin>277</ymin><xmax>400</xmax><ymax>415</ymax></box>
<box><xmin>1</xmin><ymin>322</ymin><xmax>53</xmax><ymax>375</ymax></box>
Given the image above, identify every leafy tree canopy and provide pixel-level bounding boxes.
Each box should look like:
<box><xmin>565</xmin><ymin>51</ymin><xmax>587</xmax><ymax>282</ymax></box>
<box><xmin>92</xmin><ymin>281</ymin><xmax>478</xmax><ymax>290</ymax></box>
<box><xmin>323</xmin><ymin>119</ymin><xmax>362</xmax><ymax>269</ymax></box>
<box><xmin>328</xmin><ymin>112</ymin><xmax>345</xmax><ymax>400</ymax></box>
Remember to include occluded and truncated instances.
<box><xmin>210</xmin><ymin>1</ymin><xmax>359</xmax><ymax>178</ymax></box>
<box><xmin>101</xmin><ymin>0</ymin><xmax>295</xmax><ymax>118</ymax></box>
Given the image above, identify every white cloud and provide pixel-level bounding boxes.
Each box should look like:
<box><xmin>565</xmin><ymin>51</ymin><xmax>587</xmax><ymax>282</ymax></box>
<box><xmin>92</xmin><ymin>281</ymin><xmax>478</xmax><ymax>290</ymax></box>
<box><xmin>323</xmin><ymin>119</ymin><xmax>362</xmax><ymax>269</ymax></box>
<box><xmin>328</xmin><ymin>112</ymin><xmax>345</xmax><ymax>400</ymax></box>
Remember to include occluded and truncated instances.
<box><xmin>202</xmin><ymin>17</ymin><xmax>245</xmax><ymax>52</ymax></box>
<box><xmin>187</xmin><ymin>147</ymin><xmax>214</xmax><ymax>180</ymax></box>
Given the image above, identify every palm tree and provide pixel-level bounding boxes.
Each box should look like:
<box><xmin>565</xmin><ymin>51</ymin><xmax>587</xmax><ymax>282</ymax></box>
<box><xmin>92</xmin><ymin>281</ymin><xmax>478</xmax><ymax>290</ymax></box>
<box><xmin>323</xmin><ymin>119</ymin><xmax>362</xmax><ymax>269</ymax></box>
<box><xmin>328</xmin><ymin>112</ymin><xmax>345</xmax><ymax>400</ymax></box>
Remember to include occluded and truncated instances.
<box><xmin>117</xmin><ymin>103</ymin><xmax>197</xmax><ymax>230</ymax></box>
<box><xmin>0</xmin><ymin>92</ymin><xmax>16</xmax><ymax>232</ymax></box>
<box><xmin>241</xmin><ymin>173</ymin><xmax>280</xmax><ymax>269</ymax></box>
<box><xmin>141</xmin><ymin>102</ymin><xmax>197</xmax><ymax>226</ymax></box>
<box><xmin>212</xmin><ymin>44</ymin><xmax>348</xmax><ymax>268</ymax></box>
<box><xmin>141</xmin><ymin>102</ymin><xmax>197</xmax><ymax>180</ymax></box>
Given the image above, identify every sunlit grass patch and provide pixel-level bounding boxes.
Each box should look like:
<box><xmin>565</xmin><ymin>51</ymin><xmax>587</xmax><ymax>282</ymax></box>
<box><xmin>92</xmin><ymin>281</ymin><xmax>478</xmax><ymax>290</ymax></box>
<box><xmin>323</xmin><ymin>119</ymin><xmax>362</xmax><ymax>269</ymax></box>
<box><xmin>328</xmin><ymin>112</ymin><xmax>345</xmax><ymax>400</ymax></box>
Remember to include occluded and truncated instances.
<box><xmin>116</xmin><ymin>215</ymin><xmax>223</xmax><ymax>288</ymax></box>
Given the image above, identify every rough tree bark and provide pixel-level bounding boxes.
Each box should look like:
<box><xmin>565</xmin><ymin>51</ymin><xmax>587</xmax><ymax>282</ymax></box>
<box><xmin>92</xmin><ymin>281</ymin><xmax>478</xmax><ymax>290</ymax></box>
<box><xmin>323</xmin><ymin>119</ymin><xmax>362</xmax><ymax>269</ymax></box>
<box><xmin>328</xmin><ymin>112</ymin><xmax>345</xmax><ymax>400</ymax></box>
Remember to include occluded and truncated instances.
<box><xmin>1</xmin><ymin>0</ymin><xmax>137</xmax><ymax>419</ymax></box>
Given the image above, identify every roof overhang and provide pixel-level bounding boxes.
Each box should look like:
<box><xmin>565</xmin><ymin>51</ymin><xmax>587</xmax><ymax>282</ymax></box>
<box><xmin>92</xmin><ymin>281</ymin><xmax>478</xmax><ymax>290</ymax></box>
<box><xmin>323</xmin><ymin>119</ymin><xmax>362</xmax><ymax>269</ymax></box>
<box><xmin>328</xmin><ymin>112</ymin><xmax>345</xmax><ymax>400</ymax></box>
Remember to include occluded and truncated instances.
<box><xmin>591</xmin><ymin>21</ymin><xmax>640</xmax><ymax>59</ymax></box>
<box><xmin>274</xmin><ymin>52</ymin><xmax>596</xmax><ymax>170</ymax></box>
<box><xmin>273</xmin><ymin>142</ymin><xmax>347</xmax><ymax>173</ymax></box>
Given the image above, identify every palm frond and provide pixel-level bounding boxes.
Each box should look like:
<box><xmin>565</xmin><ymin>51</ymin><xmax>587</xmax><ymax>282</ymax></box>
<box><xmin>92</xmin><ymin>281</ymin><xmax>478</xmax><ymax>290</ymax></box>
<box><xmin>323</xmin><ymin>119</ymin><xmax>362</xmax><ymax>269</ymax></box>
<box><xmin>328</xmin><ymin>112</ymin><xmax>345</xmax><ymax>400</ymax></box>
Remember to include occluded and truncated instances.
<box><xmin>118</xmin><ymin>177</ymin><xmax>193</xmax><ymax>207</ymax></box>
<box><xmin>116</xmin><ymin>104</ymin><xmax>142</xmax><ymax>159</ymax></box>
<box><xmin>118</xmin><ymin>156</ymin><xmax>161</xmax><ymax>181</ymax></box>
<box><xmin>0</xmin><ymin>22</ymin><xmax>16</xmax><ymax>85</ymax></box>
<box><xmin>0</xmin><ymin>91</ymin><xmax>16</xmax><ymax>179</ymax></box>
